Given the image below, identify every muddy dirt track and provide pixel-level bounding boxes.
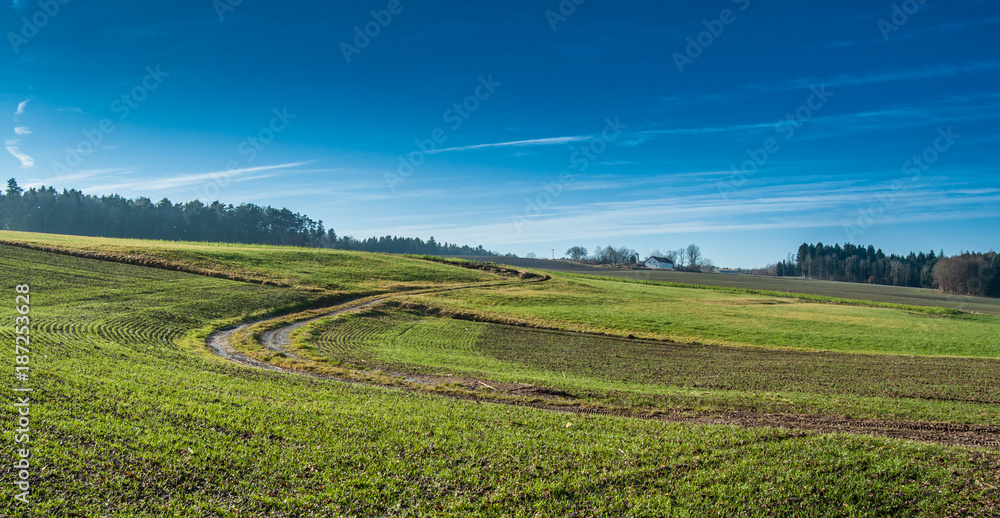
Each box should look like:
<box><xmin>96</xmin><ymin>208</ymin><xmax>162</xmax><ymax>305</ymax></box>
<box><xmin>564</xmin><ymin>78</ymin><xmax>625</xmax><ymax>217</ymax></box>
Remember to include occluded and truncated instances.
<box><xmin>206</xmin><ymin>292</ymin><xmax>1000</xmax><ymax>450</ymax></box>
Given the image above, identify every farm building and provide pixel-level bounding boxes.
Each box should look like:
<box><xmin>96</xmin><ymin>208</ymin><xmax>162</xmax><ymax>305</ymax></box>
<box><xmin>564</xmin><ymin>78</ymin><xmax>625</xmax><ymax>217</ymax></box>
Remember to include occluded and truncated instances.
<box><xmin>644</xmin><ymin>256</ymin><xmax>674</xmax><ymax>269</ymax></box>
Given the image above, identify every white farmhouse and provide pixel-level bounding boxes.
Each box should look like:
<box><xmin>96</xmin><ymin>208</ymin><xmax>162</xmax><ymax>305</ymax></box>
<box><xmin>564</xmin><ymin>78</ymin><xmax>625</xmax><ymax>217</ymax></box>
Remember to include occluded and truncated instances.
<box><xmin>644</xmin><ymin>256</ymin><xmax>674</xmax><ymax>269</ymax></box>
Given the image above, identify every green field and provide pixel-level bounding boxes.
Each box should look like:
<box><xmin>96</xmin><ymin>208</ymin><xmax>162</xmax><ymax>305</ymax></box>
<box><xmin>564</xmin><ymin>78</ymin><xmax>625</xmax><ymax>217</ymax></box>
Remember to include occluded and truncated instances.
<box><xmin>400</xmin><ymin>276</ymin><xmax>1000</xmax><ymax>357</ymax></box>
<box><xmin>3</xmin><ymin>234</ymin><xmax>1000</xmax><ymax>516</ymax></box>
<box><xmin>297</xmin><ymin>304</ymin><xmax>1000</xmax><ymax>425</ymax></box>
<box><xmin>601</xmin><ymin>270</ymin><xmax>1000</xmax><ymax>316</ymax></box>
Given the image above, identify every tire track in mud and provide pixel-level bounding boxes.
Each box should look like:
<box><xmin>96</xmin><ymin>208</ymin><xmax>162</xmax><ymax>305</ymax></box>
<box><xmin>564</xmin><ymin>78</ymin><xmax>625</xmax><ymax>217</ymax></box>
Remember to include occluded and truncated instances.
<box><xmin>259</xmin><ymin>298</ymin><xmax>389</xmax><ymax>360</ymax></box>
<box><xmin>206</xmin><ymin>286</ymin><xmax>1000</xmax><ymax>450</ymax></box>
<box><xmin>206</xmin><ymin>281</ymin><xmax>515</xmax><ymax>371</ymax></box>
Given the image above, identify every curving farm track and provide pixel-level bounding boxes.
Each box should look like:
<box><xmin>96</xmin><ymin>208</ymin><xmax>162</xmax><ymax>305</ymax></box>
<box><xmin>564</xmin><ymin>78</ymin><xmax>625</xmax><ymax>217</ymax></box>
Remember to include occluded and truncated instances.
<box><xmin>205</xmin><ymin>286</ymin><xmax>1000</xmax><ymax>450</ymax></box>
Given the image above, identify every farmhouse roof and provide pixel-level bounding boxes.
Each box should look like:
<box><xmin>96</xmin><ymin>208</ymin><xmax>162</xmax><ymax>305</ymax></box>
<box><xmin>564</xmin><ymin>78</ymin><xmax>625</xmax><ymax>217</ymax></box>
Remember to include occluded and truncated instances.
<box><xmin>647</xmin><ymin>256</ymin><xmax>673</xmax><ymax>263</ymax></box>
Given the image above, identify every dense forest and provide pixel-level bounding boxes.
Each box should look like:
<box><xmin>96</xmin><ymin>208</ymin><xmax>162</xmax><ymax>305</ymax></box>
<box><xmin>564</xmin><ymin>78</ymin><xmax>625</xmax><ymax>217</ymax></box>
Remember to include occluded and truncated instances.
<box><xmin>773</xmin><ymin>242</ymin><xmax>999</xmax><ymax>297</ymax></box>
<box><xmin>0</xmin><ymin>179</ymin><xmax>497</xmax><ymax>256</ymax></box>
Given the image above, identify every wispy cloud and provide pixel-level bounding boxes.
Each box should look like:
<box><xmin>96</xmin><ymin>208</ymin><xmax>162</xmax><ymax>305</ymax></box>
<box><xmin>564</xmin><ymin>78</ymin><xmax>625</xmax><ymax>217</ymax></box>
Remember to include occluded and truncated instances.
<box><xmin>85</xmin><ymin>161</ymin><xmax>312</xmax><ymax>192</ymax></box>
<box><xmin>5</xmin><ymin>140</ymin><xmax>35</xmax><ymax>168</ymax></box>
<box><xmin>659</xmin><ymin>61</ymin><xmax>1000</xmax><ymax>108</ymax></box>
<box><xmin>24</xmin><ymin>168</ymin><xmax>131</xmax><ymax>188</ymax></box>
<box><xmin>935</xmin><ymin>16</ymin><xmax>1000</xmax><ymax>32</ymax></box>
<box><xmin>634</xmin><ymin>120</ymin><xmax>777</xmax><ymax>138</ymax></box>
<box><xmin>752</xmin><ymin>60</ymin><xmax>1000</xmax><ymax>93</ymax></box>
<box><xmin>337</xmin><ymin>170</ymin><xmax>999</xmax><ymax>251</ymax></box>
<box><xmin>426</xmin><ymin>135</ymin><xmax>589</xmax><ymax>154</ymax></box>
<box><xmin>628</xmin><ymin>94</ymin><xmax>1000</xmax><ymax>146</ymax></box>
<box><xmin>413</xmin><ymin>181</ymin><xmax>1000</xmax><ymax>246</ymax></box>
<box><xmin>58</xmin><ymin>144</ymin><xmax>117</xmax><ymax>154</ymax></box>
<box><xmin>9</xmin><ymin>100</ymin><xmax>34</xmax><ymax>166</ymax></box>
<box><xmin>835</xmin><ymin>16</ymin><xmax>1000</xmax><ymax>47</ymax></box>
<box><xmin>657</xmin><ymin>91</ymin><xmax>747</xmax><ymax>108</ymax></box>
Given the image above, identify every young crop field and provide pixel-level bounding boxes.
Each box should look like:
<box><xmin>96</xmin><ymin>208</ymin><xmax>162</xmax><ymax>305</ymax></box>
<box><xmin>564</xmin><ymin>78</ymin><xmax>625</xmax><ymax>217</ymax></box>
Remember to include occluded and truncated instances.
<box><xmin>2</xmin><ymin>234</ymin><xmax>999</xmax><ymax>516</ymax></box>
<box><xmin>298</xmin><ymin>305</ymin><xmax>1000</xmax><ymax>426</ymax></box>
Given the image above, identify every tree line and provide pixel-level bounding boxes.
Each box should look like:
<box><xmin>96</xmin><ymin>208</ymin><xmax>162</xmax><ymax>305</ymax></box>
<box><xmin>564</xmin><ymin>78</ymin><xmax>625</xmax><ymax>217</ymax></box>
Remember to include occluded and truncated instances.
<box><xmin>565</xmin><ymin>245</ymin><xmax>638</xmax><ymax>265</ymax></box>
<box><xmin>334</xmin><ymin>235</ymin><xmax>496</xmax><ymax>256</ymax></box>
<box><xmin>932</xmin><ymin>252</ymin><xmax>1000</xmax><ymax>298</ymax></box>
<box><xmin>771</xmin><ymin>242</ymin><xmax>999</xmax><ymax>297</ymax></box>
<box><xmin>0</xmin><ymin>179</ymin><xmax>497</xmax><ymax>256</ymax></box>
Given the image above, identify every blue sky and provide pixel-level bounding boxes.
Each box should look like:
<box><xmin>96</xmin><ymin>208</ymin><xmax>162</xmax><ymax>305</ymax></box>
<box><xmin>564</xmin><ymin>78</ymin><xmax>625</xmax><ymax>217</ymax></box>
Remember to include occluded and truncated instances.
<box><xmin>2</xmin><ymin>0</ymin><xmax>998</xmax><ymax>266</ymax></box>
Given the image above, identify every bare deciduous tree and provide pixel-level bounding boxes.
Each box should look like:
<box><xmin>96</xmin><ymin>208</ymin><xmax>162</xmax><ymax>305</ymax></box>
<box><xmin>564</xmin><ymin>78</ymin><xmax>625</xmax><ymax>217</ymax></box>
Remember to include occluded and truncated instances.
<box><xmin>565</xmin><ymin>246</ymin><xmax>588</xmax><ymax>261</ymax></box>
<box><xmin>686</xmin><ymin>244</ymin><xmax>702</xmax><ymax>268</ymax></box>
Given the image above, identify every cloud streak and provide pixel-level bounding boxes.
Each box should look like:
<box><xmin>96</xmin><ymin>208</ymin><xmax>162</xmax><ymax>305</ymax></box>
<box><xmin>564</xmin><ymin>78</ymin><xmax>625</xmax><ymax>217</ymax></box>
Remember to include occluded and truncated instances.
<box><xmin>23</xmin><ymin>168</ymin><xmax>132</xmax><ymax>188</ymax></box>
<box><xmin>8</xmin><ymin>99</ymin><xmax>34</xmax><ymax>167</ymax></box>
<box><xmin>626</xmin><ymin>94</ymin><xmax>1000</xmax><ymax>146</ymax></box>
<box><xmin>659</xmin><ymin>61</ymin><xmax>1000</xmax><ymax>108</ymax></box>
<box><xmin>85</xmin><ymin>161</ymin><xmax>312</xmax><ymax>193</ymax></box>
<box><xmin>834</xmin><ymin>16</ymin><xmax>1000</xmax><ymax>47</ymax></box>
<box><xmin>5</xmin><ymin>140</ymin><xmax>35</xmax><ymax>168</ymax></box>
<box><xmin>752</xmin><ymin>60</ymin><xmax>1000</xmax><ymax>93</ymax></box>
<box><xmin>426</xmin><ymin>135</ymin><xmax>590</xmax><ymax>154</ymax></box>
<box><xmin>338</xmin><ymin>174</ymin><xmax>1000</xmax><ymax>250</ymax></box>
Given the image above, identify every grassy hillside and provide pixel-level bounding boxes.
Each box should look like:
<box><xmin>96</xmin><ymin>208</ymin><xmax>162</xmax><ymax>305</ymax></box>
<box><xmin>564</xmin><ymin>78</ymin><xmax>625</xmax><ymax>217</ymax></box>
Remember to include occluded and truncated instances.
<box><xmin>0</xmin><ymin>231</ymin><xmax>498</xmax><ymax>295</ymax></box>
<box><xmin>2</xmin><ymin>235</ymin><xmax>999</xmax><ymax>515</ymax></box>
